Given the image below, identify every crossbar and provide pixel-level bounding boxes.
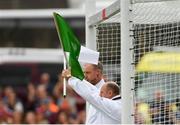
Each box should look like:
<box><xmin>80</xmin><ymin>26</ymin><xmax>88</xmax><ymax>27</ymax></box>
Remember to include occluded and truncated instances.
<box><xmin>88</xmin><ymin>0</ymin><xmax>120</xmax><ymax>27</ymax></box>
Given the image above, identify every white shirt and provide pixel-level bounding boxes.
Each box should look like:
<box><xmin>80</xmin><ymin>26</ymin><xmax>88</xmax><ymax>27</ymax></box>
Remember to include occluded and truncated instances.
<box><xmin>68</xmin><ymin>77</ymin><xmax>121</xmax><ymax>124</ymax></box>
<box><xmin>86</xmin><ymin>79</ymin><xmax>105</xmax><ymax>124</ymax></box>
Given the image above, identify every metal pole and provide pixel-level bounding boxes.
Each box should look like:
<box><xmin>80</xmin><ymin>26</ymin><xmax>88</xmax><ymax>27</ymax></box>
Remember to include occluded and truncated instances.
<box><xmin>63</xmin><ymin>56</ymin><xmax>67</xmax><ymax>97</ymax></box>
<box><xmin>85</xmin><ymin>0</ymin><xmax>96</xmax><ymax>50</ymax></box>
<box><xmin>85</xmin><ymin>0</ymin><xmax>96</xmax><ymax>122</ymax></box>
<box><xmin>121</xmin><ymin>0</ymin><xmax>134</xmax><ymax>123</ymax></box>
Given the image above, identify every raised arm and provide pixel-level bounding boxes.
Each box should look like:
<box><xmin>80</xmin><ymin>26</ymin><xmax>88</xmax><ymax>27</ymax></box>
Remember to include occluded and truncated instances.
<box><xmin>61</xmin><ymin>69</ymin><xmax>121</xmax><ymax>122</ymax></box>
<box><xmin>68</xmin><ymin>77</ymin><xmax>121</xmax><ymax>122</ymax></box>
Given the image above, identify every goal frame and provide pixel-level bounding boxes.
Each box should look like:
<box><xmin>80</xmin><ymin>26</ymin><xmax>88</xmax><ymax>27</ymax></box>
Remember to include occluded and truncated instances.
<box><xmin>86</xmin><ymin>0</ymin><xmax>134</xmax><ymax>123</ymax></box>
<box><xmin>86</xmin><ymin>0</ymin><xmax>180</xmax><ymax>124</ymax></box>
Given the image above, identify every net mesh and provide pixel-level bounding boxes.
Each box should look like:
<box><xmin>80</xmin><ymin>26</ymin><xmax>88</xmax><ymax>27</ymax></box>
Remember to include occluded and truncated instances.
<box><xmin>94</xmin><ymin>0</ymin><xmax>180</xmax><ymax>124</ymax></box>
<box><xmin>96</xmin><ymin>23</ymin><xmax>121</xmax><ymax>85</ymax></box>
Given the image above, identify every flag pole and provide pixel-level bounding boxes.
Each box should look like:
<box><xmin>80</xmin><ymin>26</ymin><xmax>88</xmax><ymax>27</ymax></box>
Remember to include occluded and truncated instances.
<box><xmin>53</xmin><ymin>12</ymin><xmax>69</xmax><ymax>98</ymax></box>
<box><xmin>63</xmin><ymin>56</ymin><xmax>67</xmax><ymax>98</ymax></box>
<box><xmin>61</xmin><ymin>49</ymin><xmax>68</xmax><ymax>98</ymax></box>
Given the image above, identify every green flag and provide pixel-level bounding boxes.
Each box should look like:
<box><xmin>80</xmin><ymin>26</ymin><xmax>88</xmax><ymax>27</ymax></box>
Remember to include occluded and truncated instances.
<box><xmin>53</xmin><ymin>12</ymin><xmax>84</xmax><ymax>80</ymax></box>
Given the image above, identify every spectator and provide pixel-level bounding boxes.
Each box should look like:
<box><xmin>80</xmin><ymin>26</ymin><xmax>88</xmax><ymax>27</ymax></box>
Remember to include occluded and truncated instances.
<box><xmin>76</xmin><ymin>110</ymin><xmax>86</xmax><ymax>124</ymax></box>
<box><xmin>12</xmin><ymin>111</ymin><xmax>23</xmax><ymax>124</ymax></box>
<box><xmin>135</xmin><ymin>102</ymin><xmax>151</xmax><ymax>124</ymax></box>
<box><xmin>36</xmin><ymin>84</ymin><xmax>51</xmax><ymax>107</ymax></box>
<box><xmin>24</xmin><ymin>111</ymin><xmax>37</xmax><ymax>124</ymax></box>
<box><xmin>3</xmin><ymin>86</ymin><xmax>14</xmax><ymax>104</ymax></box>
<box><xmin>5</xmin><ymin>89</ymin><xmax>24</xmax><ymax>114</ymax></box>
<box><xmin>56</xmin><ymin>111</ymin><xmax>69</xmax><ymax>124</ymax></box>
<box><xmin>40</xmin><ymin>72</ymin><xmax>50</xmax><ymax>85</ymax></box>
<box><xmin>175</xmin><ymin>98</ymin><xmax>180</xmax><ymax>124</ymax></box>
<box><xmin>150</xmin><ymin>90</ymin><xmax>173</xmax><ymax>124</ymax></box>
<box><xmin>25</xmin><ymin>83</ymin><xmax>37</xmax><ymax>112</ymax></box>
<box><xmin>35</xmin><ymin>107</ymin><xmax>48</xmax><ymax>124</ymax></box>
<box><xmin>0</xmin><ymin>99</ymin><xmax>11</xmax><ymax>124</ymax></box>
<box><xmin>0</xmin><ymin>73</ymin><xmax>88</xmax><ymax>124</ymax></box>
<box><xmin>40</xmin><ymin>72</ymin><xmax>54</xmax><ymax>95</ymax></box>
<box><xmin>36</xmin><ymin>84</ymin><xmax>60</xmax><ymax>123</ymax></box>
<box><xmin>171</xmin><ymin>98</ymin><xmax>180</xmax><ymax>124</ymax></box>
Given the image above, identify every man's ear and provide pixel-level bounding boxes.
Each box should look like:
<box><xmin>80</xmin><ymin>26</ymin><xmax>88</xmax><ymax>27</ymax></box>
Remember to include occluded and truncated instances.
<box><xmin>108</xmin><ymin>90</ymin><xmax>113</xmax><ymax>97</ymax></box>
<box><xmin>96</xmin><ymin>70</ymin><xmax>101</xmax><ymax>78</ymax></box>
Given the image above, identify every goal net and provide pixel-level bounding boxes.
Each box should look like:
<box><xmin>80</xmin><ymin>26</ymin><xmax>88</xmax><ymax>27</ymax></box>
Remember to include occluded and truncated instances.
<box><xmin>87</xmin><ymin>0</ymin><xmax>180</xmax><ymax>124</ymax></box>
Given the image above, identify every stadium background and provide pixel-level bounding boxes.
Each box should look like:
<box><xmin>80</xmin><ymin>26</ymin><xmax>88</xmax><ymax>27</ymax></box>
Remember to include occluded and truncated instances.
<box><xmin>0</xmin><ymin>0</ymin><xmax>114</xmax><ymax>123</ymax></box>
<box><xmin>1</xmin><ymin>0</ymin><xmax>180</xmax><ymax>124</ymax></box>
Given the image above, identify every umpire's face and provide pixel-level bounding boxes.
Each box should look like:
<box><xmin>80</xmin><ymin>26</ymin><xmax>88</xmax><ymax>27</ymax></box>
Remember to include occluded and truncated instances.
<box><xmin>84</xmin><ymin>64</ymin><xmax>100</xmax><ymax>85</ymax></box>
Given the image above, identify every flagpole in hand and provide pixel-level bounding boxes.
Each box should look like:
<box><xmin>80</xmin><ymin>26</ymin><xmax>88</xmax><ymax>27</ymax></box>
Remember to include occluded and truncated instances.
<box><xmin>53</xmin><ymin>12</ymin><xmax>68</xmax><ymax>98</ymax></box>
<box><xmin>63</xmin><ymin>56</ymin><xmax>67</xmax><ymax>98</ymax></box>
<box><xmin>53</xmin><ymin>12</ymin><xmax>86</xmax><ymax>97</ymax></box>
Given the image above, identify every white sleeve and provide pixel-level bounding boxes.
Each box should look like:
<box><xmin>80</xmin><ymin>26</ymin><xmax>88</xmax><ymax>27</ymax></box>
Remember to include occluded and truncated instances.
<box><xmin>68</xmin><ymin>77</ymin><xmax>121</xmax><ymax>121</ymax></box>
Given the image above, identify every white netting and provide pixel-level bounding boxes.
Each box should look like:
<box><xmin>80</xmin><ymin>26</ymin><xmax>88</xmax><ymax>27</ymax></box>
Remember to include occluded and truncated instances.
<box><xmin>104</xmin><ymin>1</ymin><xmax>180</xmax><ymax>24</ymax></box>
<box><xmin>96</xmin><ymin>23</ymin><xmax>121</xmax><ymax>85</ymax></box>
<box><xmin>93</xmin><ymin>0</ymin><xmax>180</xmax><ymax>124</ymax></box>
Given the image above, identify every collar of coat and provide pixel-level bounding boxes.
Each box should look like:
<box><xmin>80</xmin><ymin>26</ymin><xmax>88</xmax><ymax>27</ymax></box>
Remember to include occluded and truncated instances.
<box><xmin>112</xmin><ymin>95</ymin><xmax>121</xmax><ymax>100</ymax></box>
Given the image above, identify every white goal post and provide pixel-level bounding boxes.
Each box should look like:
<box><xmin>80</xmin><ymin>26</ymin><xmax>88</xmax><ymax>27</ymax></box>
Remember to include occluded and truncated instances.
<box><xmin>86</xmin><ymin>0</ymin><xmax>180</xmax><ymax>124</ymax></box>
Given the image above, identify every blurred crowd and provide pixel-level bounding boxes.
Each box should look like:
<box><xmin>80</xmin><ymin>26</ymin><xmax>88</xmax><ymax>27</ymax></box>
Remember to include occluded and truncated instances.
<box><xmin>135</xmin><ymin>90</ymin><xmax>180</xmax><ymax>124</ymax></box>
<box><xmin>0</xmin><ymin>72</ymin><xmax>86</xmax><ymax>124</ymax></box>
<box><xmin>0</xmin><ymin>72</ymin><xmax>180</xmax><ymax>124</ymax></box>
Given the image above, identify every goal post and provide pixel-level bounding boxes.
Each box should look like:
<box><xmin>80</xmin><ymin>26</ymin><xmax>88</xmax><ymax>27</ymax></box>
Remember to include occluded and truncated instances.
<box><xmin>121</xmin><ymin>0</ymin><xmax>134</xmax><ymax>123</ymax></box>
<box><xmin>86</xmin><ymin>0</ymin><xmax>134</xmax><ymax>123</ymax></box>
<box><xmin>85</xmin><ymin>0</ymin><xmax>96</xmax><ymax>122</ymax></box>
<box><xmin>86</xmin><ymin>0</ymin><xmax>180</xmax><ymax>124</ymax></box>
<box><xmin>85</xmin><ymin>0</ymin><xmax>96</xmax><ymax>50</ymax></box>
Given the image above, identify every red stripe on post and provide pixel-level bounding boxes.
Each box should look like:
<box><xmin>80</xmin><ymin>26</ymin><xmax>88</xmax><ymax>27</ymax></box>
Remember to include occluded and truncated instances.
<box><xmin>102</xmin><ymin>9</ymin><xmax>106</xmax><ymax>20</ymax></box>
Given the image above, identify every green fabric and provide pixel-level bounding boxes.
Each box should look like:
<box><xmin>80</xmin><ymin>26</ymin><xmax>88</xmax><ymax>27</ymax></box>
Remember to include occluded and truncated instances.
<box><xmin>53</xmin><ymin>12</ymin><xmax>84</xmax><ymax>80</ymax></box>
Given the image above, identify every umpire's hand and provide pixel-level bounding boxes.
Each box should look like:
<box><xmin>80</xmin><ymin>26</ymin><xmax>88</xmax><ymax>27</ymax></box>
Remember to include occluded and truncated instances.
<box><xmin>62</xmin><ymin>69</ymin><xmax>71</xmax><ymax>80</ymax></box>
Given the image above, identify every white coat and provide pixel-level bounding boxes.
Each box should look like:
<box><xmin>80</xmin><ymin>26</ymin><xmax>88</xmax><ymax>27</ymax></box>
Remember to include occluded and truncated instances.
<box><xmin>68</xmin><ymin>77</ymin><xmax>121</xmax><ymax>124</ymax></box>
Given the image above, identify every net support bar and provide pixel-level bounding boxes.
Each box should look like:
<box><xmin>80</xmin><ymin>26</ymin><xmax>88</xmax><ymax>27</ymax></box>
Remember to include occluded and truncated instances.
<box><xmin>133</xmin><ymin>0</ymin><xmax>177</xmax><ymax>4</ymax></box>
<box><xmin>86</xmin><ymin>0</ymin><xmax>96</xmax><ymax>50</ymax></box>
<box><xmin>88</xmin><ymin>0</ymin><xmax>120</xmax><ymax>27</ymax></box>
<box><xmin>85</xmin><ymin>0</ymin><xmax>96</xmax><ymax>122</ymax></box>
<box><xmin>121</xmin><ymin>0</ymin><xmax>134</xmax><ymax>123</ymax></box>
<box><xmin>87</xmin><ymin>0</ymin><xmax>177</xmax><ymax>27</ymax></box>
